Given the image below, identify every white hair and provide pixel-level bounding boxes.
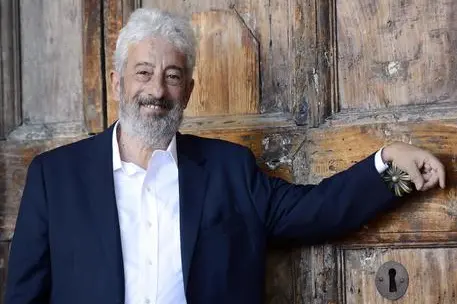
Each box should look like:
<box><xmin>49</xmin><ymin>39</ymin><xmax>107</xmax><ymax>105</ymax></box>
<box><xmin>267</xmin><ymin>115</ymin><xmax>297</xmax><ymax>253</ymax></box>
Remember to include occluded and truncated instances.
<box><xmin>114</xmin><ymin>8</ymin><xmax>197</xmax><ymax>75</ymax></box>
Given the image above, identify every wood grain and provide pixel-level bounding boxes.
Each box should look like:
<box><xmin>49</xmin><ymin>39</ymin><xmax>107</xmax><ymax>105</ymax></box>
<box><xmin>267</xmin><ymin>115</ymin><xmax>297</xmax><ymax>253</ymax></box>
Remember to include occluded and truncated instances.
<box><xmin>344</xmin><ymin>247</ymin><xmax>457</xmax><ymax>303</ymax></box>
<box><xmin>83</xmin><ymin>0</ymin><xmax>104</xmax><ymax>133</ymax></box>
<box><xmin>337</xmin><ymin>0</ymin><xmax>457</xmax><ymax>109</ymax></box>
<box><xmin>20</xmin><ymin>0</ymin><xmax>84</xmax><ymax>124</ymax></box>
<box><xmin>0</xmin><ymin>0</ymin><xmax>22</xmax><ymax>139</ymax></box>
<box><xmin>306</xmin><ymin>120</ymin><xmax>457</xmax><ymax>243</ymax></box>
<box><xmin>104</xmin><ymin>0</ymin><xmax>125</xmax><ymax>125</ymax></box>
<box><xmin>186</xmin><ymin>10</ymin><xmax>259</xmax><ymax>117</ymax></box>
<box><xmin>0</xmin><ymin>242</ymin><xmax>9</xmax><ymax>303</ymax></box>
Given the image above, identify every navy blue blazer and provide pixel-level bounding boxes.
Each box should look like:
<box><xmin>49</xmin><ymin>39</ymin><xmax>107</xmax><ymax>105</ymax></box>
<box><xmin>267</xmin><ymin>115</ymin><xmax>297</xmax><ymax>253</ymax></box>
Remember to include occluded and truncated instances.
<box><xmin>5</xmin><ymin>124</ymin><xmax>396</xmax><ymax>304</ymax></box>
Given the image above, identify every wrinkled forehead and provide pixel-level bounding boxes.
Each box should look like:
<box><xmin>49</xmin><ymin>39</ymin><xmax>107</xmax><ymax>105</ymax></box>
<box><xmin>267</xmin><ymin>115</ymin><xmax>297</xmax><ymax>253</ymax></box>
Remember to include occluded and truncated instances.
<box><xmin>126</xmin><ymin>37</ymin><xmax>187</xmax><ymax>70</ymax></box>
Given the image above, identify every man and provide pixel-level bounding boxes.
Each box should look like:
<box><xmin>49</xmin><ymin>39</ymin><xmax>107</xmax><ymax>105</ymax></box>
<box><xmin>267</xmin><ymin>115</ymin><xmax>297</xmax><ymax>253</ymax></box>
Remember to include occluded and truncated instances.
<box><xmin>5</xmin><ymin>8</ymin><xmax>446</xmax><ymax>304</ymax></box>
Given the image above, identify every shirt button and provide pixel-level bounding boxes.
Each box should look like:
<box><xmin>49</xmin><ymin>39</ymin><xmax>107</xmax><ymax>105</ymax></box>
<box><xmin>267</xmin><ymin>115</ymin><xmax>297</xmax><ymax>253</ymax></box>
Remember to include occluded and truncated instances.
<box><xmin>147</xmin><ymin>259</ymin><xmax>152</xmax><ymax>265</ymax></box>
<box><xmin>145</xmin><ymin>299</ymin><xmax>150</xmax><ymax>304</ymax></box>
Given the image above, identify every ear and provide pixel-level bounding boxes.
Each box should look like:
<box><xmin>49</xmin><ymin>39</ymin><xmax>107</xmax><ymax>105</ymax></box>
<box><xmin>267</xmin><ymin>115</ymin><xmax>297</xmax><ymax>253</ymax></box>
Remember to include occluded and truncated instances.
<box><xmin>183</xmin><ymin>79</ymin><xmax>194</xmax><ymax>109</ymax></box>
<box><xmin>110</xmin><ymin>70</ymin><xmax>121</xmax><ymax>102</ymax></box>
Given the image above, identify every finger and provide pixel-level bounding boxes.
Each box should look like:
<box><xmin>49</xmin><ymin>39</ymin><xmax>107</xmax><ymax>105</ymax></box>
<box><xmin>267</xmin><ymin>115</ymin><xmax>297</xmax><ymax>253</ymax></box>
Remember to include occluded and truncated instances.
<box><xmin>422</xmin><ymin>163</ymin><xmax>432</xmax><ymax>173</ymax></box>
<box><xmin>421</xmin><ymin>174</ymin><xmax>439</xmax><ymax>191</ymax></box>
<box><xmin>422</xmin><ymin>171</ymin><xmax>433</xmax><ymax>180</ymax></box>
<box><xmin>429</xmin><ymin>157</ymin><xmax>446</xmax><ymax>189</ymax></box>
<box><xmin>404</xmin><ymin>163</ymin><xmax>424</xmax><ymax>191</ymax></box>
<box><xmin>436</xmin><ymin>164</ymin><xmax>446</xmax><ymax>189</ymax></box>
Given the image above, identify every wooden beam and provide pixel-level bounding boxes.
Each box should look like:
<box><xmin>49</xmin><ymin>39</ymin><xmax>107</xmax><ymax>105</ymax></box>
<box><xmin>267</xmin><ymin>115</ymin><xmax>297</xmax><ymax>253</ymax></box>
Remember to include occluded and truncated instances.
<box><xmin>83</xmin><ymin>0</ymin><xmax>105</xmax><ymax>133</ymax></box>
<box><xmin>0</xmin><ymin>0</ymin><xmax>22</xmax><ymax>139</ymax></box>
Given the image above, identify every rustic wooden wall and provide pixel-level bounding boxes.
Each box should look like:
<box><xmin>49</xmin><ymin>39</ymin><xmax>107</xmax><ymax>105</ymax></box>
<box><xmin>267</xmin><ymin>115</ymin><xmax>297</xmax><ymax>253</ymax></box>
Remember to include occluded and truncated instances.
<box><xmin>337</xmin><ymin>0</ymin><xmax>457</xmax><ymax>110</ymax></box>
<box><xmin>1</xmin><ymin>0</ymin><xmax>457</xmax><ymax>303</ymax></box>
<box><xmin>0</xmin><ymin>0</ymin><xmax>92</xmax><ymax>300</ymax></box>
<box><xmin>0</xmin><ymin>0</ymin><xmax>21</xmax><ymax>140</ymax></box>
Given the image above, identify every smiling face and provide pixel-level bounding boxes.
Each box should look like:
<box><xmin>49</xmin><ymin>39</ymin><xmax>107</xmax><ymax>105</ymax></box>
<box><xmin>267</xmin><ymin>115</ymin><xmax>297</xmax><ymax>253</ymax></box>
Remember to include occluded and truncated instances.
<box><xmin>111</xmin><ymin>36</ymin><xmax>194</xmax><ymax>148</ymax></box>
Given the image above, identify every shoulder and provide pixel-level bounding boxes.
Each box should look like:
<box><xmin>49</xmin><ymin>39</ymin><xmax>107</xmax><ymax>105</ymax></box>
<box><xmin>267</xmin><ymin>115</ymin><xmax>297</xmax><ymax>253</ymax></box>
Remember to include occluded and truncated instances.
<box><xmin>177</xmin><ymin>133</ymin><xmax>255</xmax><ymax>163</ymax></box>
<box><xmin>32</xmin><ymin>132</ymin><xmax>107</xmax><ymax>167</ymax></box>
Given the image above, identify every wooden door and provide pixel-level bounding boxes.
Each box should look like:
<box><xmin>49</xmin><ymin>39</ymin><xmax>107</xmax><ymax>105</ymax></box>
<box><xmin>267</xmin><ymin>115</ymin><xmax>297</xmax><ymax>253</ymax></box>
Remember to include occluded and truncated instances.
<box><xmin>1</xmin><ymin>0</ymin><xmax>456</xmax><ymax>303</ymax></box>
<box><xmin>0</xmin><ymin>0</ymin><xmax>103</xmax><ymax>300</ymax></box>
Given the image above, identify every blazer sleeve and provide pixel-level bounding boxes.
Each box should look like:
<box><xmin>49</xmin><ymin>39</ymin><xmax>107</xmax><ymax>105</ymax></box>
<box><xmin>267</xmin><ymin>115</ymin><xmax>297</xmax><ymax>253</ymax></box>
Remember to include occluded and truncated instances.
<box><xmin>5</xmin><ymin>156</ymin><xmax>51</xmax><ymax>303</ymax></box>
<box><xmin>244</xmin><ymin>149</ymin><xmax>398</xmax><ymax>244</ymax></box>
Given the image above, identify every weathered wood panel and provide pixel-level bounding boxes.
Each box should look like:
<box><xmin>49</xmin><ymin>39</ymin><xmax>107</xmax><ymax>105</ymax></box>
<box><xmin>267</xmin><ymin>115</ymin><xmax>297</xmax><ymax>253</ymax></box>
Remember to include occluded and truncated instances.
<box><xmin>265</xmin><ymin>248</ymin><xmax>302</xmax><ymax>304</ymax></box>
<box><xmin>290</xmin><ymin>0</ymin><xmax>317</xmax><ymax>126</ymax></box>
<box><xmin>20</xmin><ymin>0</ymin><xmax>84</xmax><ymax>124</ymax></box>
<box><xmin>291</xmin><ymin>0</ymin><xmax>338</xmax><ymax>127</ymax></box>
<box><xmin>344</xmin><ymin>247</ymin><xmax>457</xmax><ymax>303</ymax></box>
<box><xmin>306</xmin><ymin>119</ymin><xmax>457</xmax><ymax>244</ymax></box>
<box><xmin>0</xmin><ymin>242</ymin><xmax>9</xmax><ymax>303</ymax></box>
<box><xmin>0</xmin><ymin>136</ymin><xmax>88</xmax><ymax>241</ymax></box>
<box><xmin>338</xmin><ymin>0</ymin><xmax>457</xmax><ymax>110</ymax></box>
<box><xmin>0</xmin><ymin>0</ymin><xmax>21</xmax><ymax>139</ymax></box>
<box><xmin>186</xmin><ymin>11</ymin><xmax>259</xmax><ymax>117</ymax></box>
<box><xmin>104</xmin><ymin>0</ymin><xmax>124</xmax><ymax>125</ymax></box>
<box><xmin>83</xmin><ymin>0</ymin><xmax>104</xmax><ymax>133</ymax></box>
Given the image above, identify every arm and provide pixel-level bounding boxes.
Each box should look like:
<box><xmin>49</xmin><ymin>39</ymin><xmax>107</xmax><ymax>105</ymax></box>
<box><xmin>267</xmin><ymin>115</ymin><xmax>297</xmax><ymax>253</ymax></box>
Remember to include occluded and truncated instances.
<box><xmin>5</xmin><ymin>156</ymin><xmax>51</xmax><ymax>303</ymax></box>
<box><xmin>245</xmin><ymin>150</ymin><xmax>397</xmax><ymax>244</ymax></box>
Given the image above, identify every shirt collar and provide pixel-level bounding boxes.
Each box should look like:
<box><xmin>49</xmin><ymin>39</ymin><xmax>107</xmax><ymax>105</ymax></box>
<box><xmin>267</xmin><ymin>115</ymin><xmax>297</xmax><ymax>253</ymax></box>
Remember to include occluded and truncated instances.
<box><xmin>112</xmin><ymin>121</ymin><xmax>178</xmax><ymax>172</ymax></box>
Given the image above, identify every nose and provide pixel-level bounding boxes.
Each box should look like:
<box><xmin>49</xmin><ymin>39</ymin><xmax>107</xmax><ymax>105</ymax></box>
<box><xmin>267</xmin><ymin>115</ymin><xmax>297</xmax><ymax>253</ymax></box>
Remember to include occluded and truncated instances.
<box><xmin>145</xmin><ymin>74</ymin><xmax>165</xmax><ymax>99</ymax></box>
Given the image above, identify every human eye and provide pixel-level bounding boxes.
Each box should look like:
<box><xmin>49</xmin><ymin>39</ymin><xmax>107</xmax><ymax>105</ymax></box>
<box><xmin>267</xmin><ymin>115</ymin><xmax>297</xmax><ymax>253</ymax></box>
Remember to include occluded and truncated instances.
<box><xmin>165</xmin><ymin>71</ymin><xmax>183</xmax><ymax>86</ymax></box>
<box><xmin>136</xmin><ymin>70</ymin><xmax>152</xmax><ymax>81</ymax></box>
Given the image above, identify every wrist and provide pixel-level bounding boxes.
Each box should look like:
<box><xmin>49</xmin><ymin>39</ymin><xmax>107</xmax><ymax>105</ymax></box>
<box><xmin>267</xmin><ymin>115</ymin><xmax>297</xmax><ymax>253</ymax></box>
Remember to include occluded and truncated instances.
<box><xmin>381</xmin><ymin>143</ymin><xmax>396</xmax><ymax>163</ymax></box>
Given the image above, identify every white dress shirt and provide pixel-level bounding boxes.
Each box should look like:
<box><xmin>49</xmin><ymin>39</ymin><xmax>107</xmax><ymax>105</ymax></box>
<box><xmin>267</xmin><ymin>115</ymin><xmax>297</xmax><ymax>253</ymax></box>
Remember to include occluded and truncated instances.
<box><xmin>112</xmin><ymin>123</ymin><xmax>186</xmax><ymax>304</ymax></box>
<box><xmin>112</xmin><ymin>121</ymin><xmax>388</xmax><ymax>304</ymax></box>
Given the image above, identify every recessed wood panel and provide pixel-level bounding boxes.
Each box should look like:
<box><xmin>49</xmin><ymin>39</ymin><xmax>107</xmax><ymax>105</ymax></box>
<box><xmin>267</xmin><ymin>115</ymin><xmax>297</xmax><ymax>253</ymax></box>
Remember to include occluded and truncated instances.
<box><xmin>344</xmin><ymin>248</ymin><xmax>457</xmax><ymax>303</ymax></box>
<box><xmin>21</xmin><ymin>0</ymin><xmax>84</xmax><ymax>124</ymax></box>
<box><xmin>83</xmin><ymin>0</ymin><xmax>104</xmax><ymax>133</ymax></box>
<box><xmin>338</xmin><ymin>0</ymin><xmax>457</xmax><ymax>109</ymax></box>
<box><xmin>187</xmin><ymin>10</ymin><xmax>259</xmax><ymax>116</ymax></box>
<box><xmin>306</xmin><ymin>120</ymin><xmax>457</xmax><ymax>243</ymax></box>
<box><xmin>0</xmin><ymin>0</ymin><xmax>21</xmax><ymax>139</ymax></box>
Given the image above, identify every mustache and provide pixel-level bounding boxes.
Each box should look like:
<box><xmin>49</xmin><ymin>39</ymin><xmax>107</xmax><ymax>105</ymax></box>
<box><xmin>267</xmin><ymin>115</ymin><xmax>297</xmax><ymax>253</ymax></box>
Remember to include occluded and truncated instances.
<box><xmin>133</xmin><ymin>94</ymin><xmax>174</xmax><ymax>110</ymax></box>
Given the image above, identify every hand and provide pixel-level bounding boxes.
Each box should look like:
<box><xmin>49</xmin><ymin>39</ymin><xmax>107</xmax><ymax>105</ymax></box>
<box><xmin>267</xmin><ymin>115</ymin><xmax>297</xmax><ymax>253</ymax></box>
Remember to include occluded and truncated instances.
<box><xmin>382</xmin><ymin>142</ymin><xmax>446</xmax><ymax>191</ymax></box>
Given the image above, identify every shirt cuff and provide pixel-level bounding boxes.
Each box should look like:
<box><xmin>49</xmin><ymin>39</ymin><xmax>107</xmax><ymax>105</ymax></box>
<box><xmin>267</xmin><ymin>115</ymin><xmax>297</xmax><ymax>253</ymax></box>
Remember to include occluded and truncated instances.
<box><xmin>375</xmin><ymin>147</ymin><xmax>389</xmax><ymax>173</ymax></box>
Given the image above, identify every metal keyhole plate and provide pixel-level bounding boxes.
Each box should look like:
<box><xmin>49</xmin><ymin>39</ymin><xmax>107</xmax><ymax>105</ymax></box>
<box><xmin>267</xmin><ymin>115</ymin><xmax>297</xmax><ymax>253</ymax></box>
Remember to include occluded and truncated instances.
<box><xmin>375</xmin><ymin>261</ymin><xmax>409</xmax><ymax>300</ymax></box>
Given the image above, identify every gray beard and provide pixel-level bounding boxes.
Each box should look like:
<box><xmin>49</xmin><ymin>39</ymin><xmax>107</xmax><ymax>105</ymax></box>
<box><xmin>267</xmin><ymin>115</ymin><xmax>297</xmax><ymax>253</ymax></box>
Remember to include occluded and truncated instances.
<box><xmin>118</xmin><ymin>88</ymin><xmax>184</xmax><ymax>150</ymax></box>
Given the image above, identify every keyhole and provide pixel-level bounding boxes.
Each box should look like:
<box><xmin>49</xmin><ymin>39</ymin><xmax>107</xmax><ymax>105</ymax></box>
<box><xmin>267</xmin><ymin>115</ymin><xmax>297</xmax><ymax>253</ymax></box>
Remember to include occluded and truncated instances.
<box><xmin>389</xmin><ymin>268</ymin><xmax>397</xmax><ymax>292</ymax></box>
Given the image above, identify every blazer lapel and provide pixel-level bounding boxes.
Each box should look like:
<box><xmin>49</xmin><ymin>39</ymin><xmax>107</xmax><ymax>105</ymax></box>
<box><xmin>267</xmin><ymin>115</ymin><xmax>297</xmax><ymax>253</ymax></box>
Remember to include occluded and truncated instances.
<box><xmin>84</xmin><ymin>124</ymin><xmax>125</xmax><ymax>297</ymax></box>
<box><xmin>177</xmin><ymin>134</ymin><xmax>209</xmax><ymax>290</ymax></box>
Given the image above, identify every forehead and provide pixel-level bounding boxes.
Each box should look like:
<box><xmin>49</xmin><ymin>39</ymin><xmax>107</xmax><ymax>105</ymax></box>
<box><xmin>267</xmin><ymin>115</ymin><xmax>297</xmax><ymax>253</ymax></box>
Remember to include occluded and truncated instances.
<box><xmin>127</xmin><ymin>37</ymin><xmax>187</xmax><ymax>69</ymax></box>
